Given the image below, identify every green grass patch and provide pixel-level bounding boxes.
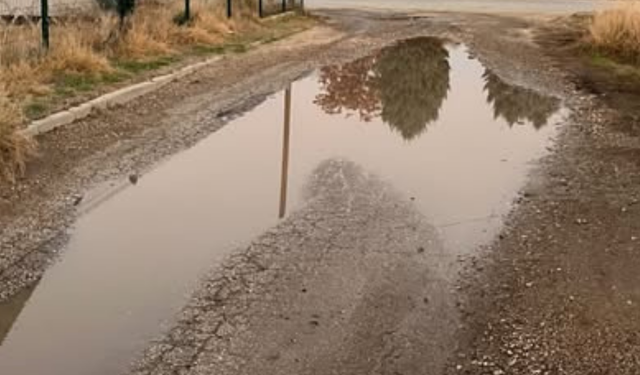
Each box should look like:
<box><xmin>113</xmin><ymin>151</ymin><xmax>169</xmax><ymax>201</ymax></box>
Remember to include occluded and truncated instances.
<box><xmin>23</xmin><ymin>70</ymin><xmax>132</xmax><ymax>120</ymax></box>
<box><xmin>115</xmin><ymin>56</ymin><xmax>178</xmax><ymax>74</ymax></box>
<box><xmin>191</xmin><ymin>44</ymin><xmax>227</xmax><ymax>55</ymax></box>
<box><xmin>224</xmin><ymin>43</ymin><xmax>248</xmax><ymax>53</ymax></box>
<box><xmin>102</xmin><ymin>71</ymin><xmax>130</xmax><ymax>84</ymax></box>
<box><xmin>56</xmin><ymin>73</ymin><xmax>100</xmax><ymax>92</ymax></box>
<box><xmin>51</xmin><ymin>70</ymin><xmax>130</xmax><ymax>98</ymax></box>
<box><xmin>589</xmin><ymin>52</ymin><xmax>640</xmax><ymax>81</ymax></box>
<box><xmin>24</xmin><ymin>101</ymin><xmax>49</xmax><ymax>119</ymax></box>
<box><xmin>191</xmin><ymin>43</ymin><xmax>247</xmax><ymax>56</ymax></box>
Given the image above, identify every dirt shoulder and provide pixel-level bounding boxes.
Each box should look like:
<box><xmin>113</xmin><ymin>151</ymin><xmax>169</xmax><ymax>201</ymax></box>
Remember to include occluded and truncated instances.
<box><xmin>443</xmin><ymin>12</ymin><xmax>640</xmax><ymax>375</ymax></box>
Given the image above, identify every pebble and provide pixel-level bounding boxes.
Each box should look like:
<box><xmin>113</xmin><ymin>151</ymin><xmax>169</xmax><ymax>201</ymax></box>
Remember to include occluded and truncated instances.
<box><xmin>71</xmin><ymin>194</ymin><xmax>84</xmax><ymax>206</ymax></box>
<box><xmin>129</xmin><ymin>174</ymin><xmax>139</xmax><ymax>185</ymax></box>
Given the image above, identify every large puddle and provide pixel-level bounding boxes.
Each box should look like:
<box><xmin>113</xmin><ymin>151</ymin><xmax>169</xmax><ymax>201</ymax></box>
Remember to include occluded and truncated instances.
<box><xmin>0</xmin><ymin>38</ymin><xmax>563</xmax><ymax>375</ymax></box>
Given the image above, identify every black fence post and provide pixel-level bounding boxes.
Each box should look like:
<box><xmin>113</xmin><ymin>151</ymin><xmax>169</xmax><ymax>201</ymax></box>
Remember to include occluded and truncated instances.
<box><xmin>40</xmin><ymin>0</ymin><xmax>50</xmax><ymax>50</ymax></box>
<box><xmin>184</xmin><ymin>0</ymin><xmax>190</xmax><ymax>22</ymax></box>
<box><xmin>281</xmin><ymin>0</ymin><xmax>285</xmax><ymax>13</ymax></box>
<box><xmin>227</xmin><ymin>0</ymin><xmax>232</xmax><ymax>18</ymax></box>
<box><xmin>258</xmin><ymin>0</ymin><xmax>262</xmax><ymax>18</ymax></box>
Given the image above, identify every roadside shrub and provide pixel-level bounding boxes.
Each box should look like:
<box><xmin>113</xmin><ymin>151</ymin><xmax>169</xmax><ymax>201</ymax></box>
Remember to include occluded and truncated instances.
<box><xmin>113</xmin><ymin>4</ymin><xmax>175</xmax><ymax>57</ymax></box>
<box><xmin>0</xmin><ymin>92</ymin><xmax>35</xmax><ymax>183</ymax></box>
<box><xmin>0</xmin><ymin>21</ymin><xmax>41</xmax><ymax>67</ymax></box>
<box><xmin>46</xmin><ymin>23</ymin><xmax>112</xmax><ymax>74</ymax></box>
<box><xmin>590</xmin><ymin>2</ymin><xmax>640</xmax><ymax>62</ymax></box>
<box><xmin>0</xmin><ymin>61</ymin><xmax>48</xmax><ymax>99</ymax></box>
<box><xmin>112</xmin><ymin>1</ymin><xmax>227</xmax><ymax>58</ymax></box>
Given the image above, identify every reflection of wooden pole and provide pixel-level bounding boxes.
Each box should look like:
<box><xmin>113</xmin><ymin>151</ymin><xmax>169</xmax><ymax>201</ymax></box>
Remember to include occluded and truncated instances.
<box><xmin>279</xmin><ymin>85</ymin><xmax>292</xmax><ymax>219</ymax></box>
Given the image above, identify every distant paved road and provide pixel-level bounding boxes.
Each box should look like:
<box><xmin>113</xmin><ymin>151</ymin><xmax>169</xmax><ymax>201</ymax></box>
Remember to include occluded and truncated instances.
<box><xmin>2</xmin><ymin>0</ymin><xmax>608</xmax><ymax>18</ymax></box>
<box><xmin>310</xmin><ymin>0</ymin><xmax>607</xmax><ymax>14</ymax></box>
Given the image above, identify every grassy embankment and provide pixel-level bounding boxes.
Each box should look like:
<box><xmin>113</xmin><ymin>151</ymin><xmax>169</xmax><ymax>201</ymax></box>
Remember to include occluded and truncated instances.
<box><xmin>588</xmin><ymin>2</ymin><xmax>640</xmax><ymax>76</ymax></box>
<box><xmin>0</xmin><ymin>1</ymin><xmax>311</xmax><ymax>182</ymax></box>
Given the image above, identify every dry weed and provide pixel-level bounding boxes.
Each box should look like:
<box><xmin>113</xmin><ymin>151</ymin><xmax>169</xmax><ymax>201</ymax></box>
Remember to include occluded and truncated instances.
<box><xmin>114</xmin><ymin>5</ymin><xmax>175</xmax><ymax>58</ymax></box>
<box><xmin>46</xmin><ymin>23</ymin><xmax>112</xmax><ymax>74</ymax></box>
<box><xmin>0</xmin><ymin>92</ymin><xmax>36</xmax><ymax>182</ymax></box>
<box><xmin>590</xmin><ymin>1</ymin><xmax>640</xmax><ymax>61</ymax></box>
<box><xmin>0</xmin><ymin>62</ymin><xmax>48</xmax><ymax>98</ymax></box>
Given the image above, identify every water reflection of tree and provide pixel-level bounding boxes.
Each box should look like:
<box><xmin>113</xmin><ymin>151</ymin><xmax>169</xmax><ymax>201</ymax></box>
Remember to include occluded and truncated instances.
<box><xmin>375</xmin><ymin>37</ymin><xmax>450</xmax><ymax>140</ymax></box>
<box><xmin>315</xmin><ymin>55</ymin><xmax>381</xmax><ymax>121</ymax></box>
<box><xmin>315</xmin><ymin>37</ymin><xmax>450</xmax><ymax>141</ymax></box>
<box><xmin>483</xmin><ymin>70</ymin><xmax>560</xmax><ymax>129</ymax></box>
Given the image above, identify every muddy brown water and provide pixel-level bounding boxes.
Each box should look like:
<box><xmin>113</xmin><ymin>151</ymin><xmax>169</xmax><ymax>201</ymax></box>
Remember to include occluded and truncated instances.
<box><xmin>0</xmin><ymin>39</ymin><xmax>564</xmax><ymax>375</ymax></box>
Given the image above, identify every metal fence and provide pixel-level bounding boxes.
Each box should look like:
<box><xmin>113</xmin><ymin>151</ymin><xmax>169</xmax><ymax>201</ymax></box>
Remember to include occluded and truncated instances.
<box><xmin>259</xmin><ymin>0</ymin><xmax>302</xmax><ymax>17</ymax></box>
<box><xmin>0</xmin><ymin>0</ymin><xmax>303</xmax><ymax>64</ymax></box>
<box><xmin>0</xmin><ymin>0</ymin><xmax>302</xmax><ymax>17</ymax></box>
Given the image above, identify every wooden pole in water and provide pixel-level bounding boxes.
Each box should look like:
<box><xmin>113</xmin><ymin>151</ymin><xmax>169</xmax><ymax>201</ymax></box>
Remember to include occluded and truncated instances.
<box><xmin>279</xmin><ymin>85</ymin><xmax>292</xmax><ymax>219</ymax></box>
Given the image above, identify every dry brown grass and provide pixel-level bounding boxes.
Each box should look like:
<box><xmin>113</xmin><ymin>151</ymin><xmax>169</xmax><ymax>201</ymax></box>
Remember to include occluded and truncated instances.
<box><xmin>0</xmin><ymin>89</ymin><xmax>36</xmax><ymax>183</ymax></box>
<box><xmin>112</xmin><ymin>1</ymin><xmax>236</xmax><ymax>58</ymax></box>
<box><xmin>113</xmin><ymin>5</ymin><xmax>175</xmax><ymax>58</ymax></box>
<box><xmin>0</xmin><ymin>62</ymin><xmax>48</xmax><ymax>98</ymax></box>
<box><xmin>590</xmin><ymin>1</ymin><xmax>640</xmax><ymax>62</ymax></box>
<box><xmin>47</xmin><ymin>24</ymin><xmax>112</xmax><ymax>74</ymax></box>
<box><xmin>0</xmin><ymin>19</ymin><xmax>111</xmax><ymax>100</ymax></box>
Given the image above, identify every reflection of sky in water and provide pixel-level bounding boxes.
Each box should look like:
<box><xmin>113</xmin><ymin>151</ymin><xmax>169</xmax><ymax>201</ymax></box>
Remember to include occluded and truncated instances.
<box><xmin>0</xmin><ymin>40</ymin><xmax>562</xmax><ymax>375</ymax></box>
<box><xmin>316</xmin><ymin>37</ymin><xmax>560</xmax><ymax>139</ymax></box>
<box><xmin>303</xmin><ymin>42</ymin><xmax>562</xmax><ymax>254</ymax></box>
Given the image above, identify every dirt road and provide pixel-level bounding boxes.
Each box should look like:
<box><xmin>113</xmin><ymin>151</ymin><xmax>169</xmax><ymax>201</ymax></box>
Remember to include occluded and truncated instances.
<box><xmin>1</xmin><ymin>7</ymin><xmax>639</xmax><ymax>375</ymax></box>
<box><xmin>311</xmin><ymin>0</ymin><xmax>605</xmax><ymax>15</ymax></box>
